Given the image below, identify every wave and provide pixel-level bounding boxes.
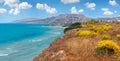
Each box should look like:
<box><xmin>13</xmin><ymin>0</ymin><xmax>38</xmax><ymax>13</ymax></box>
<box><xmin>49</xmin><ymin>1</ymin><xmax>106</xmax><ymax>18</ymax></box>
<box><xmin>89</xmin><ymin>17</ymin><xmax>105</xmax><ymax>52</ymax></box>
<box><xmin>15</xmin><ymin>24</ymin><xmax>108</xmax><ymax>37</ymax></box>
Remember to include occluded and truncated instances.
<box><xmin>0</xmin><ymin>48</ymin><xmax>17</xmax><ymax>57</ymax></box>
<box><xmin>0</xmin><ymin>53</ymin><xmax>8</xmax><ymax>56</ymax></box>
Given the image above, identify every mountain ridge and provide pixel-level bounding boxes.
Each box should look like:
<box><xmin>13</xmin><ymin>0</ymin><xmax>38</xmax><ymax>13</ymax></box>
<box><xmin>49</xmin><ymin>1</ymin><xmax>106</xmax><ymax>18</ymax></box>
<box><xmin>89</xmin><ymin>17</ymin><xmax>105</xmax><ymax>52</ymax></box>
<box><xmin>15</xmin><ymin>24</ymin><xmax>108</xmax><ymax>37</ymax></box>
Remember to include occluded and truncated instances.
<box><xmin>14</xmin><ymin>14</ymin><xmax>120</xmax><ymax>24</ymax></box>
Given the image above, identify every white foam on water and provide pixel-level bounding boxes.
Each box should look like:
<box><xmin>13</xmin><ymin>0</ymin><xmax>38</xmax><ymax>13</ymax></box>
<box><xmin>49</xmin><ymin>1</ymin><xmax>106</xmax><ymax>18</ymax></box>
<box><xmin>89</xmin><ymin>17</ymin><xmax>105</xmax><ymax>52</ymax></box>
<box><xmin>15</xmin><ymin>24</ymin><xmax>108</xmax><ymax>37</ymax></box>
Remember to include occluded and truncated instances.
<box><xmin>0</xmin><ymin>53</ymin><xmax>8</xmax><ymax>56</ymax></box>
<box><xmin>29</xmin><ymin>32</ymin><xmax>58</xmax><ymax>43</ymax></box>
<box><xmin>0</xmin><ymin>48</ymin><xmax>17</xmax><ymax>57</ymax></box>
<box><xmin>30</xmin><ymin>39</ymin><xmax>43</xmax><ymax>42</ymax></box>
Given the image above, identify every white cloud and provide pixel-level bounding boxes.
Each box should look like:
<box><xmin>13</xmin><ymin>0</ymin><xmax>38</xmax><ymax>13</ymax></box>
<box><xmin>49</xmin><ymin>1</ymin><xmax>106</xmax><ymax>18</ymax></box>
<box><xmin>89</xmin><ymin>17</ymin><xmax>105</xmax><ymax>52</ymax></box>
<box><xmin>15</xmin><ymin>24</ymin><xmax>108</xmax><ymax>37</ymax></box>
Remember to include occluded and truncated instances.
<box><xmin>13</xmin><ymin>7</ymin><xmax>20</xmax><ymax>15</ymax></box>
<box><xmin>9</xmin><ymin>8</ymin><xmax>14</xmax><ymax>14</ymax></box>
<box><xmin>61</xmin><ymin>0</ymin><xmax>80</xmax><ymax>4</ymax></box>
<box><xmin>79</xmin><ymin>9</ymin><xmax>84</xmax><ymax>13</ymax></box>
<box><xmin>0</xmin><ymin>8</ymin><xmax>7</xmax><ymax>13</ymax></box>
<box><xmin>9</xmin><ymin>7</ymin><xmax>20</xmax><ymax>15</ymax></box>
<box><xmin>0</xmin><ymin>0</ymin><xmax>32</xmax><ymax>15</ymax></box>
<box><xmin>19</xmin><ymin>2</ymin><xmax>32</xmax><ymax>9</ymax></box>
<box><xmin>8</xmin><ymin>2</ymin><xmax>32</xmax><ymax>15</ymax></box>
<box><xmin>71</xmin><ymin>6</ymin><xmax>78</xmax><ymax>14</ymax></box>
<box><xmin>85</xmin><ymin>2</ymin><xmax>96</xmax><ymax>10</ymax></box>
<box><xmin>101</xmin><ymin>8</ymin><xmax>109</xmax><ymax>11</ymax></box>
<box><xmin>70</xmin><ymin>6</ymin><xmax>84</xmax><ymax>14</ymax></box>
<box><xmin>101</xmin><ymin>8</ymin><xmax>114</xmax><ymax>15</ymax></box>
<box><xmin>36</xmin><ymin>3</ymin><xmax>57</xmax><ymax>14</ymax></box>
<box><xmin>4</xmin><ymin>0</ymin><xmax>19</xmax><ymax>7</ymax></box>
<box><xmin>104</xmin><ymin>11</ymin><xmax>113</xmax><ymax>15</ymax></box>
<box><xmin>36</xmin><ymin>3</ymin><xmax>44</xmax><ymax>10</ymax></box>
<box><xmin>109</xmin><ymin>0</ymin><xmax>118</xmax><ymax>6</ymax></box>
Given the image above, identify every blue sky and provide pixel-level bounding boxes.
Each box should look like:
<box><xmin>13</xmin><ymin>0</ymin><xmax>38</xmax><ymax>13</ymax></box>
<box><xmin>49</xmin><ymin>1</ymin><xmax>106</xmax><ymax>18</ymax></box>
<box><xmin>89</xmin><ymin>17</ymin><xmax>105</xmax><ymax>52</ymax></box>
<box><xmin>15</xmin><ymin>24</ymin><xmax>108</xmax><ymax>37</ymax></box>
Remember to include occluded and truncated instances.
<box><xmin>0</xmin><ymin>0</ymin><xmax>120</xmax><ymax>22</ymax></box>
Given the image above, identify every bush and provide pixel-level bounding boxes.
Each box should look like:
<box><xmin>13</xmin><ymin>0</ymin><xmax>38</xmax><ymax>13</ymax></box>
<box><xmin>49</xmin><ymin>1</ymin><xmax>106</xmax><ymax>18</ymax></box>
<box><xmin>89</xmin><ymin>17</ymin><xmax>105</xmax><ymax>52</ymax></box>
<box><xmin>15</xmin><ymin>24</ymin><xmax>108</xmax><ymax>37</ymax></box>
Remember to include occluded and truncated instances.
<box><xmin>95</xmin><ymin>40</ymin><xmax>120</xmax><ymax>54</ymax></box>
<box><xmin>91</xmin><ymin>25</ymin><xmax>113</xmax><ymax>34</ymax></box>
<box><xmin>102</xmin><ymin>34</ymin><xmax>112</xmax><ymax>40</ymax></box>
<box><xmin>64</xmin><ymin>22</ymin><xmax>82</xmax><ymax>33</ymax></box>
<box><xmin>93</xmin><ymin>26</ymin><xmax>104</xmax><ymax>34</ymax></box>
<box><xmin>103</xmin><ymin>25</ymin><xmax>113</xmax><ymax>31</ymax></box>
<box><xmin>75</xmin><ymin>30</ymin><xmax>98</xmax><ymax>37</ymax></box>
<box><xmin>116</xmin><ymin>34</ymin><xmax>120</xmax><ymax>39</ymax></box>
<box><xmin>64</xmin><ymin>28</ymin><xmax>74</xmax><ymax>33</ymax></box>
<box><xmin>69</xmin><ymin>22</ymin><xmax>82</xmax><ymax>28</ymax></box>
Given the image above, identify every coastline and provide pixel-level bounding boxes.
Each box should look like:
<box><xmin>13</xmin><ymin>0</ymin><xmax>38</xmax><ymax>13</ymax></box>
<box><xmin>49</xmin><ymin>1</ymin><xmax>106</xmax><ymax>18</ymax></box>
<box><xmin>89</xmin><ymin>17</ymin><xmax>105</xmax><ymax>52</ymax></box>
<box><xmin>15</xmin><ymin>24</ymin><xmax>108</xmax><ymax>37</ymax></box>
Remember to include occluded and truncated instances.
<box><xmin>33</xmin><ymin>22</ymin><xmax>120</xmax><ymax>61</ymax></box>
<box><xmin>0</xmin><ymin>24</ymin><xmax>64</xmax><ymax>61</ymax></box>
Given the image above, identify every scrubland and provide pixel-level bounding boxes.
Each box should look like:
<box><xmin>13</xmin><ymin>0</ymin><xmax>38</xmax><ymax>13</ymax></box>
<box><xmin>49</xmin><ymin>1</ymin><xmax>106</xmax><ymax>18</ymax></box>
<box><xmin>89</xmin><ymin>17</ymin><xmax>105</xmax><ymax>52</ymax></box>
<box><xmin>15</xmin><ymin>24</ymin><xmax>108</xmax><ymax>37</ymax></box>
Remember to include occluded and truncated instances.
<box><xmin>34</xmin><ymin>22</ymin><xmax>120</xmax><ymax>61</ymax></box>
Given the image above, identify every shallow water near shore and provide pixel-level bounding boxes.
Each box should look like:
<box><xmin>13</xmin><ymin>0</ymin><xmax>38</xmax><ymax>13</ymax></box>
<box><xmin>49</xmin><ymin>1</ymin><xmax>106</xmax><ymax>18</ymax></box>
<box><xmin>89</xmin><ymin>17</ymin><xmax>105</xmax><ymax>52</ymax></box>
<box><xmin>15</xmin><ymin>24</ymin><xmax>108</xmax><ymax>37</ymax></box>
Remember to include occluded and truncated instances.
<box><xmin>0</xmin><ymin>23</ymin><xmax>64</xmax><ymax>61</ymax></box>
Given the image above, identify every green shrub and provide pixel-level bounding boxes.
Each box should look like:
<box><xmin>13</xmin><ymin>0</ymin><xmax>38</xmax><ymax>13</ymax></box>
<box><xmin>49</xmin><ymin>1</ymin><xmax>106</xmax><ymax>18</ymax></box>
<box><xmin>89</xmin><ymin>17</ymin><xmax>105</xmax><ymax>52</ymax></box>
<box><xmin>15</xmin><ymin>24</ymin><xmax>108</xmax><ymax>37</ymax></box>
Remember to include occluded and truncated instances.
<box><xmin>69</xmin><ymin>22</ymin><xmax>82</xmax><ymax>28</ymax></box>
<box><xmin>64</xmin><ymin>28</ymin><xmax>74</xmax><ymax>33</ymax></box>
<box><xmin>75</xmin><ymin>30</ymin><xmax>98</xmax><ymax>37</ymax></box>
<box><xmin>95</xmin><ymin>40</ymin><xmax>120</xmax><ymax>54</ymax></box>
<box><xmin>64</xmin><ymin>22</ymin><xmax>82</xmax><ymax>33</ymax></box>
<box><xmin>102</xmin><ymin>34</ymin><xmax>112</xmax><ymax>40</ymax></box>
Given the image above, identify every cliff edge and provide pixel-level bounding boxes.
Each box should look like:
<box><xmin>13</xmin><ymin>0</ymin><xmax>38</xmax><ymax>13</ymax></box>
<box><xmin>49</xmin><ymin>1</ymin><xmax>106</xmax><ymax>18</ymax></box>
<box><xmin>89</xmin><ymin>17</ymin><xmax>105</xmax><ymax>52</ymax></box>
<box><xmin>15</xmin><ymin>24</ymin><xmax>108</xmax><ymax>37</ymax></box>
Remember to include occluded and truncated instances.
<box><xmin>33</xmin><ymin>22</ymin><xmax>120</xmax><ymax>61</ymax></box>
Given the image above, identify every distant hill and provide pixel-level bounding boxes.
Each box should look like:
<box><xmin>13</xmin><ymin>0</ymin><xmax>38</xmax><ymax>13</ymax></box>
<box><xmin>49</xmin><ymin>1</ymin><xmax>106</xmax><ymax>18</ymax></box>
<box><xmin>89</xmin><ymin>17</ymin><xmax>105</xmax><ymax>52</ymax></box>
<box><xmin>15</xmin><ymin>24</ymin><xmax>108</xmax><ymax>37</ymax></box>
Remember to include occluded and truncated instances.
<box><xmin>14</xmin><ymin>14</ymin><xmax>120</xmax><ymax>24</ymax></box>
<box><xmin>14</xmin><ymin>14</ymin><xmax>91</xmax><ymax>24</ymax></box>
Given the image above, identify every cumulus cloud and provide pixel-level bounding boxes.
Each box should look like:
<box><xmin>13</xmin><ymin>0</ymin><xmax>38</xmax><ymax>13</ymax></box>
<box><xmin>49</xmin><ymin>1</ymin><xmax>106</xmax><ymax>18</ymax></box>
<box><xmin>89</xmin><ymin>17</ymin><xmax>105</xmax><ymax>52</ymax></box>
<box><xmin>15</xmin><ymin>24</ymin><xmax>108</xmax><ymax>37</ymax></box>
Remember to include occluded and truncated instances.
<box><xmin>61</xmin><ymin>0</ymin><xmax>80</xmax><ymax>4</ymax></box>
<box><xmin>109</xmin><ymin>0</ymin><xmax>118</xmax><ymax>6</ymax></box>
<box><xmin>101</xmin><ymin>8</ymin><xmax>114</xmax><ymax>15</ymax></box>
<box><xmin>19</xmin><ymin>2</ymin><xmax>32</xmax><ymax>9</ymax></box>
<box><xmin>9</xmin><ymin>7</ymin><xmax>20</xmax><ymax>15</ymax></box>
<box><xmin>0</xmin><ymin>8</ymin><xmax>7</xmax><ymax>13</ymax></box>
<box><xmin>0</xmin><ymin>0</ymin><xmax>32</xmax><ymax>15</ymax></box>
<box><xmin>71</xmin><ymin>6</ymin><xmax>78</xmax><ymax>14</ymax></box>
<box><xmin>9</xmin><ymin>8</ymin><xmax>14</xmax><ymax>14</ymax></box>
<box><xmin>101</xmin><ymin>8</ymin><xmax>109</xmax><ymax>11</ymax></box>
<box><xmin>79</xmin><ymin>9</ymin><xmax>84</xmax><ymax>13</ymax></box>
<box><xmin>9</xmin><ymin>2</ymin><xmax>32</xmax><ymax>15</ymax></box>
<box><xmin>36</xmin><ymin>3</ymin><xmax>57</xmax><ymax>14</ymax></box>
<box><xmin>70</xmin><ymin>6</ymin><xmax>84</xmax><ymax>14</ymax></box>
<box><xmin>85</xmin><ymin>2</ymin><xmax>96</xmax><ymax>10</ymax></box>
<box><xmin>104</xmin><ymin>11</ymin><xmax>113</xmax><ymax>15</ymax></box>
<box><xmin>4</xmin><ymin>0</ymin><xmax>19</xmax><ymax>7</ymax></box>
<box><xmin>36</xmin><ymin>3</ymin><xmax>44</xmax><ymax>10</ymax></box>
<box><xmin>13</xmin><ymin>7</ymin><xmax>20</xmax><ymax>15</ymax></box>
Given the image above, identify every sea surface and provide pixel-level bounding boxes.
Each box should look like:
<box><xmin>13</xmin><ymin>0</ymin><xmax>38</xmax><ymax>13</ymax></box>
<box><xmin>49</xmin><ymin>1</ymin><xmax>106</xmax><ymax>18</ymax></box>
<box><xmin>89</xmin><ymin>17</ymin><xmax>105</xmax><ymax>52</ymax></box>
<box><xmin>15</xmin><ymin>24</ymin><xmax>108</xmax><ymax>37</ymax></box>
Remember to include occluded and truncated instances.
<box><xmin>0</xmin><ymin>23</ymin><xmax>64</xmax><ymax>61</ymax></box>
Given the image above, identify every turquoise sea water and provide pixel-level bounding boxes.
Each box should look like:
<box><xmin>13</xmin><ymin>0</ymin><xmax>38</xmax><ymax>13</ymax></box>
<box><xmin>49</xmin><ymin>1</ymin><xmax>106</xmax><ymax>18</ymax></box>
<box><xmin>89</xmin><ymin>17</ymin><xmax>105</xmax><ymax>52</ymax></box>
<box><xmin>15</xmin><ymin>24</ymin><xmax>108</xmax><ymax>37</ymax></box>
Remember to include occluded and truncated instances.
<box><xmin>0</xmin><ymin>23</ymin><xmax>64</xmax><ymax>61</ymax></box>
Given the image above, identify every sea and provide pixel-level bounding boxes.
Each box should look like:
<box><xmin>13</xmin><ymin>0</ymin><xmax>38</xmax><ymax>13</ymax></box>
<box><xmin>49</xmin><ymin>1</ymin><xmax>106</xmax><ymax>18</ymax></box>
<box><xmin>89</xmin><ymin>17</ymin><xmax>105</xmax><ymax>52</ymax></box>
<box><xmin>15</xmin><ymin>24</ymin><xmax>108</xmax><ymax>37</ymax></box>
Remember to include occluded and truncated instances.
<box><xmin>0</xmin><ymin>23</ymin><xmax>64</xmax><ymax>61</ymax></box>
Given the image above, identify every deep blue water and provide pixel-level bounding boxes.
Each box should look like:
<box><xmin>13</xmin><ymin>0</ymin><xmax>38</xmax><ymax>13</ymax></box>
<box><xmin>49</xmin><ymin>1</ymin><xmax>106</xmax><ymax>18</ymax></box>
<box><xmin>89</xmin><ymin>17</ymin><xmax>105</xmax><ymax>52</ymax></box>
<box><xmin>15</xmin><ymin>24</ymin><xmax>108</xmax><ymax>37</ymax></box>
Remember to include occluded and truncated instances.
<box><xmin>0</xmin><ymin>23</ymin><xmax>64</xmax><ymax>61</ymax></box>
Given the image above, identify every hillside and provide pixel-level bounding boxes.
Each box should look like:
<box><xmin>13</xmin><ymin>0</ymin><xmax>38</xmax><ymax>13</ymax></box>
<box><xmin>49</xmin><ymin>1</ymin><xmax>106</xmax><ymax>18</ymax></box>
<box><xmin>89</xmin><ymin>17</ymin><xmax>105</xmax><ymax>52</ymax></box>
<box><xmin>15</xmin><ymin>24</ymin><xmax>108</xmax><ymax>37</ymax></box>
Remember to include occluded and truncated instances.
<box><xmin>14</xmin><ymin>14</ymin><xmax>120</xmax><ymax>25</ymax></box>
<box><xmin>14</xmin><ymin>14</ymin><xmax>90</xmax><ymax>24</ymax></box>
<box><xmin>33</xmin><ymin>22</ymin><xmax>120</xmax><ymax>61</ymax></box>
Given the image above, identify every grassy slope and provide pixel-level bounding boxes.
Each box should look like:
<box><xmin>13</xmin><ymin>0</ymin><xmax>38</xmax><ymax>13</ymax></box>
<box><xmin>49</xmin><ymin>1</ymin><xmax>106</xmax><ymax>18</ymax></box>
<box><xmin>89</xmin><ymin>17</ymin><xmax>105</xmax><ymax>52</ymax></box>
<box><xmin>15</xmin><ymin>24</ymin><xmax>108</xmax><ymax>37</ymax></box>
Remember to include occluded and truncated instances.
<box><xmin>34</xmin><ymin>22</ymin><xmax>120</xmax><ymax>61</ymax></box>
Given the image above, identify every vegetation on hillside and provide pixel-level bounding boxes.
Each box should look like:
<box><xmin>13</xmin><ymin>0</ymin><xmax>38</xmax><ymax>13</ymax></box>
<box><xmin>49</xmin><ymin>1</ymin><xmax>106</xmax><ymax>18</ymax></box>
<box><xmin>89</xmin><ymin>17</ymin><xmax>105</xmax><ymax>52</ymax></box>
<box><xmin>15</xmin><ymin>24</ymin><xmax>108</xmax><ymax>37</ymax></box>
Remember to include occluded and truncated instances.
<box><xmin>34</xmin><ymin>21</ymin><xmax>120</xmax><ymax>61</ymax></box>
<box><xmin>64</xmin><ymin>22</ymin><xmax>82</xmax><ymax>33</ymax></box>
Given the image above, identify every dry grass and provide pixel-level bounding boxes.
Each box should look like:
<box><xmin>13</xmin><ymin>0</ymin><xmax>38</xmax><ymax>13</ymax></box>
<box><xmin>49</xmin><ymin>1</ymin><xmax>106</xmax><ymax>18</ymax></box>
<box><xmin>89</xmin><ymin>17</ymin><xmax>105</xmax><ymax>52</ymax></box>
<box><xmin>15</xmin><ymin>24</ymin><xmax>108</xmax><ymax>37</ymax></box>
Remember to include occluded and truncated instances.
<box><xmin>64</xmin><ymin>36</ymin><xmax>114</xmax><ymax>61</ymax></box>
<box><xmin>34</xmin><ymin>22</ymin><xmax>120</xmax><ymax>61</ymax></box>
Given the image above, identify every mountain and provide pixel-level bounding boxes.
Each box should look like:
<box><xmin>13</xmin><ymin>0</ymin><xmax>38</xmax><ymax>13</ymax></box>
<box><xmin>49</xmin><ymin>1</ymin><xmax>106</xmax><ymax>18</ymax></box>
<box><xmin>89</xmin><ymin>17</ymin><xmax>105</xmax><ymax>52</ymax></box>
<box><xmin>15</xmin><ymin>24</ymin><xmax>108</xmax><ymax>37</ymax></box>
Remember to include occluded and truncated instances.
<box><xmin>14</xmin><ymin>14</ymin><xmax>120</xmax><ymax>25</ymax></box>
<box><xmin>14</xmin><ymin>14</ymin><xmax>91</xmax><ymax>24</ymax></box>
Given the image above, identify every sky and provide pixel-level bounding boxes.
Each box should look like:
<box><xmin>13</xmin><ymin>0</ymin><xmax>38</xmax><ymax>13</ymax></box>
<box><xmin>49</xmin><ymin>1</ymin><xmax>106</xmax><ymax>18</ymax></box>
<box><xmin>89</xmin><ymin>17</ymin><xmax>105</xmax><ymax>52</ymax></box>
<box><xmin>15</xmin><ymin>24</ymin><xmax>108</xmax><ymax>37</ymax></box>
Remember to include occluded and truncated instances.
<box><xmin>0</xmin><ymin>0</ymin><xmax>120</xmax><ymax>22</ymax></box>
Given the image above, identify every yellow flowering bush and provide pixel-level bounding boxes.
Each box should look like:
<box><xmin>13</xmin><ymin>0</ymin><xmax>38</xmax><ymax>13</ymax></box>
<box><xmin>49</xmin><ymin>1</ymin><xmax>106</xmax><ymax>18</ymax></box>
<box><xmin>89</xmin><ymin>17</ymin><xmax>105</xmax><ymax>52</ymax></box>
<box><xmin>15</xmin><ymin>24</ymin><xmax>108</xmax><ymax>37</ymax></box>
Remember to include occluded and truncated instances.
<box><xmin>92</xmin><ymin>25</ymin><xmax>113</xmax><ymax>34</ymax></box>
<box><xmin>102</xmin><ymin>34</ymin><xmax>111</xmax><ymax>40</ymax></box>
<box><xmin>116</xmin><ymin>34</ymin><xmax>120</xmax><ymax>39</ymax></box>
<box><xmin>95</xmin><ymin>40</ymin><xmax>120</xmax><ymax>54</ymax></box>
<box><xmin>75</xmin><ymin>30</ymin><xmax>97</xmax><ymax>37</ymax></box>
<box><xmin>103</xmin><ymin>25</ymin><xmax>113</xmax><ymax>31</ymax></box>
